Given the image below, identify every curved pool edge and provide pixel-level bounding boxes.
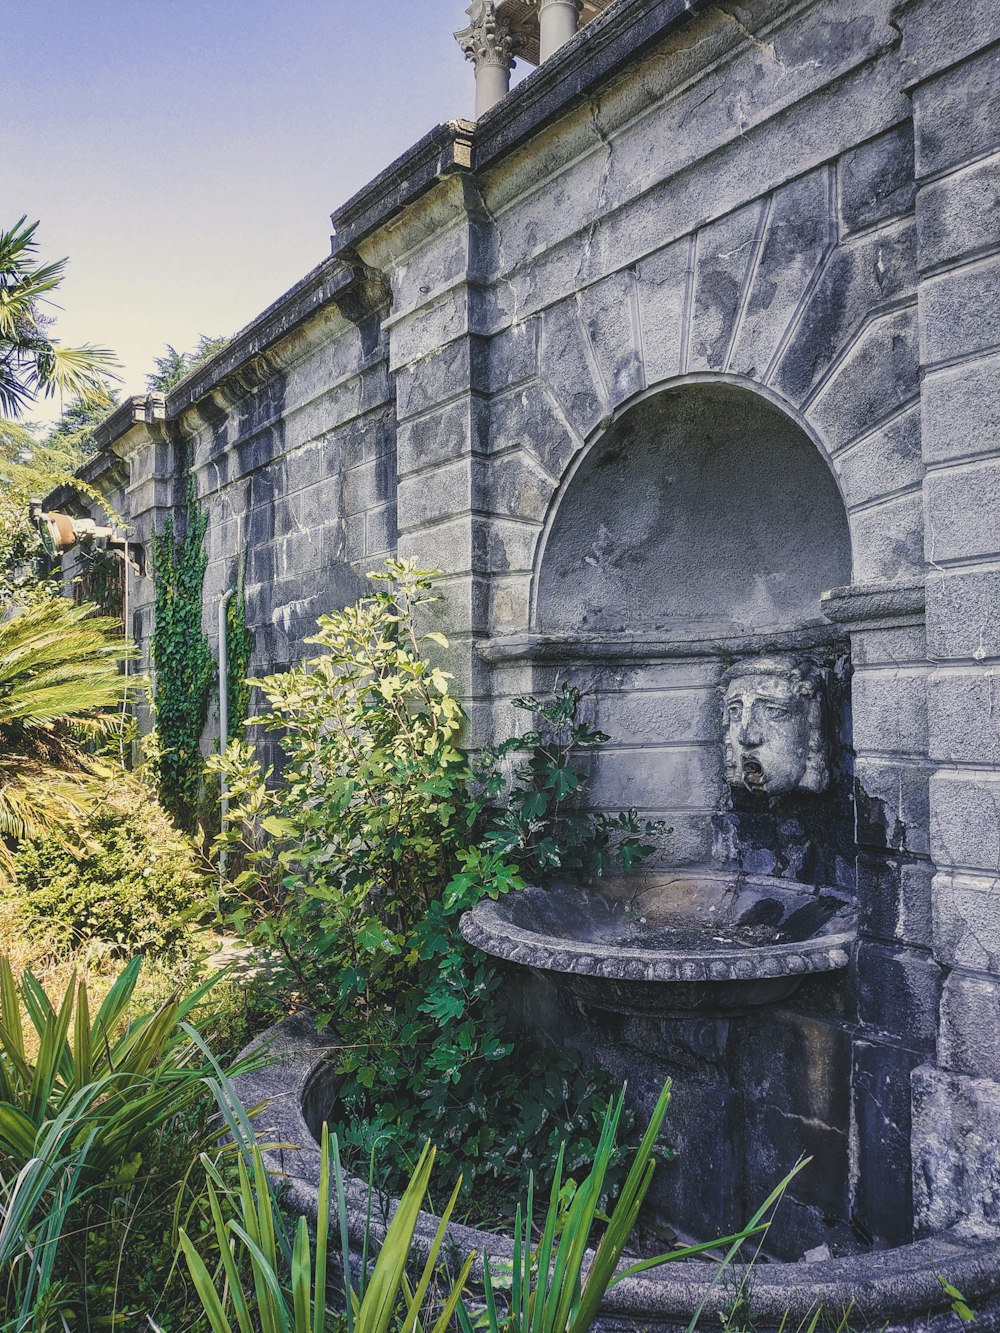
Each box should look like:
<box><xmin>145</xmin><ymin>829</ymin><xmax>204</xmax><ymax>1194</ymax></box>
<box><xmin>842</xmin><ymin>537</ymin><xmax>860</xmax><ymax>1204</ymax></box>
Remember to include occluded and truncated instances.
<box><xmin>232</xmin><ymin>1016</ymin><xmax>1000</xmax><ymax>1331</ymax></box>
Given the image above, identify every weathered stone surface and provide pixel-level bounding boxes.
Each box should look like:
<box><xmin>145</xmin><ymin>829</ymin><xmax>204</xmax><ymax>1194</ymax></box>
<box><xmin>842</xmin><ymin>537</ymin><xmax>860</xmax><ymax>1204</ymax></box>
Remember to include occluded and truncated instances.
<box><xmin>687</xmin><ymin>200</ymin><xmax>764</xmax><ymax>373</ymax></box>
<box><xmin>918</xmin><ymin>156</ymin><xmax>1000</xmax><ymax>274</ymax></box>
<box><xmin>633</xmin><ymin>238</ymin><xmax>690</xmax><ymax>385</ymax></box>
<box><xmin>928</xmin><ymin>668</ymin><xmax>1000</xmax><ymax>767</ymax></box>
<box><xmin>920</xmin><ymin>253</ymin><xmax>1000</xmax><ymax>369</ymax></box>
<box><xmin>850</xmin><ymin>490</ymin><xmax>924</xmax><ymax>583</ymax></box>
<box><xmin>834</xmin><ymin>405</ymin><xmax>922</xmax><ymax>508</ymax></box>
<box><xmin>930</xmin><ymin>771</ymin><xmax>1000</xmax><ymax>875</ymax></box>
<box><xmin>925</xmin><ymin>459</ymin><xmax>1000</xmax><ymax>563</ymax></box>
<box><xmin>922</xmin><ymin>353</ymin><xmax>1000</xmax><ymax>465</ymax></box>
<box><xmin>856</xmin><ymin>756</ymin><xmax>932</xmax><ymax>857</ymax></box>
<box><xmin>940</xmin><ymin>972</ymin><xmax>1000</xmax><ymax>1083</ymax></box>
<box><xmin>851</xmin><ymin>666</ymin><xmax>929</xmax><ymax>757</ymax></box>
<box><xmin>858</xmin><ymin>854</ymin><xmax>934</xmax><ymax>951</ymax></box>
<box><xmin>537</xmin><ymin>295</ymin><xmax>608</xmax><ymax>439</ymax></box>
<box><xmin>926</xmin><ymin>568</ymin><xmax>1000</xmax><ymax>663</ymax></box>
<box><xmin>911</xmin><ymin>42</ymin><xmax>1000</xmax><ymax>178</ymax></box>
<box><xmin>487</xmin><ymin>383</ymin><xmax>578</xmax><ymax>477</ymax></box>
<box><xmin>577</xmin><ymin>269</ymin><xmax>645</xmax><ymax>406</ymax></box>
<box><xmin>840</xmin><ymin>121</ymin><xmax>916</xmax><ymax>236</ymax></box>
<box><xmin>853</xmin><ymin>1039</ymin><xmax>924</xmax><ymax>1246</ymax></box>
<box><xmin>728</xmin><ymin>168</ymin><xmax>833</xmax><ymax>381</ymax></box>
<box><xmin>773</xmin><ymin>220</ymin><xmax>916</xmax><ymax>407</ymax></box>
<box><xmin>808</xmin><ymin>307</ymin><xmax>919</xmax><ymax>454</ymax></box>
<box><xmin>933</xmin><ymin>871</ymin><xmax>1000</xmax><ymax>972</ymax></box>
<box><xmin>913</xmin><ymin>1063</ymin><xmax>1000</xmax><ymax>1239</ymax></box>
<box><xmin>855</xmin><ymin>941</ymin><xmax>941</xmax><ymax>1049</ymax></box>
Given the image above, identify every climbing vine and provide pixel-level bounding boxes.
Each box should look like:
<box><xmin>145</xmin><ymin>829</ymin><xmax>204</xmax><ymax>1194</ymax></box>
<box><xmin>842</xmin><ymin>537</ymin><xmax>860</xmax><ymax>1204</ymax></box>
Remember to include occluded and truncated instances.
<box><xmin>151</xmin><ymin>478</ymin><xmax>213</xmax><ymax>832</ymax></box>
<box><xmin>225</xmin><ymin>556</ymin><xmax>253</xmax><ymax>739</ymax></box>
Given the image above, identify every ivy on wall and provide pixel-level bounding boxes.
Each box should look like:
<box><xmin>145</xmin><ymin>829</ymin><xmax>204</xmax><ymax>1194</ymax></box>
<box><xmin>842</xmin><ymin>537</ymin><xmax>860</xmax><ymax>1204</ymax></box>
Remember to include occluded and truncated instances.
<box><xmin>151</xmin><ymin>478</ymin><xmax>214</xmax><ymax>833</ymax></box>
<box><xmin>225</xmin><ymin>556</ymin><xmax>254</xmax><ymax>740</ymax></box>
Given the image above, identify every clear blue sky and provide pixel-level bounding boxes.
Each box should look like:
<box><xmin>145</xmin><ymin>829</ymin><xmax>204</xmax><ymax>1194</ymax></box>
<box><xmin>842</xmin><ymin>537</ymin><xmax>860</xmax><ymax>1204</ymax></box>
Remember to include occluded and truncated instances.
<box><xmin>8</xmin><ymin>1</ymin><xmax>490</xmax><ymax>418</ymax></box>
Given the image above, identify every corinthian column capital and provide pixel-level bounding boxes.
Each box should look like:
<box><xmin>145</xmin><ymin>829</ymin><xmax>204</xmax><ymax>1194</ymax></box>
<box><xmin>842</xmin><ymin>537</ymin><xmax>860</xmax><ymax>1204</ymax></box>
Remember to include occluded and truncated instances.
<box><xmin>455</xmin><ymin>0</ymin><xmax>519</xmax><ymax>69</ymax></box>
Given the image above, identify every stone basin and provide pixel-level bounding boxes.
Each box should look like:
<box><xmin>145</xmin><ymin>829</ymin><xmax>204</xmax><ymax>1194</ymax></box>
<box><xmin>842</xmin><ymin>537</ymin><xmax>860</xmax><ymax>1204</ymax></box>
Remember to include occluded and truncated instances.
<box><xmin>460</xmin><ymin>870</ymin><xmax>856</xmax><ymax>1014</ymax></box>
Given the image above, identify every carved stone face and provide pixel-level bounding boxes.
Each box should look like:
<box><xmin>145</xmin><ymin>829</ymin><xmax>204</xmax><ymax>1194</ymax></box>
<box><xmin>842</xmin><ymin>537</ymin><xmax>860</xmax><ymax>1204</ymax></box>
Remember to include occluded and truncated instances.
<box><xmin>722</xmin><ymin>658</ymin><xmax>828</xmax><ymax>796</ymax></box>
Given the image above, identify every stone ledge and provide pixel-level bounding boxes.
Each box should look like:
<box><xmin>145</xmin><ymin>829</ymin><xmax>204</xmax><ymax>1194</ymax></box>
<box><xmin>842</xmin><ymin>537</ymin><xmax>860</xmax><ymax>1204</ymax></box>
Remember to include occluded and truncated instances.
<box><xmin>820</xmin><ymin>579</ymin><xmax>926</xmax><ymax>626</ymax></box>
<box><xmin>231</xmin><ymin>1016</ymin><xmax>1000</xmax><ymax>1330</ymax></box>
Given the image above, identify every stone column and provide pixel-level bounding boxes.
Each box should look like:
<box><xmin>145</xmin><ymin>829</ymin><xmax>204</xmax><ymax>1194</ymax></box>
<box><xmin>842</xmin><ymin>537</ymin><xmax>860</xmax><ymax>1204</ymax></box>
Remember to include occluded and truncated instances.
<box><xmin>538</xmin><ymin>0</ymin><xmax>582</xmax><ymax>61</ymax></box>
<box><xmin>898</xmin><ymin>0</ymin><xmax>1000</xmax><ymax>1240</ymax></box>
<box><xmin>455</xmin><ymin>0</ymin><xmax>518</xmax><ymax>118</ymax></box>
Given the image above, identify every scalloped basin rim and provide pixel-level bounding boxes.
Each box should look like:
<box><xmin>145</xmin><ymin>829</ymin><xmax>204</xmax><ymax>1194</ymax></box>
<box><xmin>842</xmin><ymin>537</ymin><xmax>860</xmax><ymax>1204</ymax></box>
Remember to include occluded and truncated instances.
<box><xmin>460</xmin><ymin>873</ymin><xmax>858</xmax><ymax>984</ymax></box>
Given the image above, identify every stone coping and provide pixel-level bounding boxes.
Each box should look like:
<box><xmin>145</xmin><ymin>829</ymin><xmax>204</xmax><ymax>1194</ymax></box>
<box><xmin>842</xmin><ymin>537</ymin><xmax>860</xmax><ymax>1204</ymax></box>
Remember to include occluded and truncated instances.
<box><xmin>232</xmin><ymin>1015</ymin><xmax>1000</xmax><ymax>1332</ymax></box>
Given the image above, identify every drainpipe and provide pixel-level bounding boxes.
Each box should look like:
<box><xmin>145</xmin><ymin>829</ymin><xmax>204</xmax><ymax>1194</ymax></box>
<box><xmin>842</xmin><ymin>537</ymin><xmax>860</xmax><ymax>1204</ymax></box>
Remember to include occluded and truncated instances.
<box><xmin>218</xmin><ymin>588</ymin><xmax>235</xmax><ymax>879</ymax></box>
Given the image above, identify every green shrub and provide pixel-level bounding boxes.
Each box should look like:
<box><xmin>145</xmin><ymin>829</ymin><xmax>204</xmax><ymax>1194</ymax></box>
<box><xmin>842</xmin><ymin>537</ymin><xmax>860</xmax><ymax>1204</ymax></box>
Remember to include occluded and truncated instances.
<box><xmin>213</xmin><ymin>561</ymin><xmax>667</xmax><ymax>1219</ymax></box>
<box><xmin>8</xmin><ymin>775</ymin><xmax>206</xmax><ymax>957</ymax></box>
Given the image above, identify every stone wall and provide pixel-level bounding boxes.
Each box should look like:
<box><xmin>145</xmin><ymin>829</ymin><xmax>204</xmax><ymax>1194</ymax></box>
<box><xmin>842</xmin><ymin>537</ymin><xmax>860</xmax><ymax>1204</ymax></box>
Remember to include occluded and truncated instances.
<box><xmin>78</xmin><ymin>0</ymin><xmax>1000</xmax><ymax>1259</ymax></box>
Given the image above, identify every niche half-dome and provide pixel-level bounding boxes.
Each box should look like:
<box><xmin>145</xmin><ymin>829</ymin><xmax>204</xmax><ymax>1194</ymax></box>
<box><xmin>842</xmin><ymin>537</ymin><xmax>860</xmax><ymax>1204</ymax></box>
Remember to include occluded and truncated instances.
<box><xmin>535</xmin><ymin>382</ymin><xmax>851</xmax><ymax>636</ymax></box>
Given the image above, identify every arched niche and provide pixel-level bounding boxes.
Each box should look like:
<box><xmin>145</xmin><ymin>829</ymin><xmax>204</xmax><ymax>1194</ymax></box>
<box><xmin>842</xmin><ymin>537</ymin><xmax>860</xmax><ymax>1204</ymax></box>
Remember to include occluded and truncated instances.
<box><xmin>534</xmin><ymin>381</ymin><xmax>851</xmax><ymax>636</ymax></box>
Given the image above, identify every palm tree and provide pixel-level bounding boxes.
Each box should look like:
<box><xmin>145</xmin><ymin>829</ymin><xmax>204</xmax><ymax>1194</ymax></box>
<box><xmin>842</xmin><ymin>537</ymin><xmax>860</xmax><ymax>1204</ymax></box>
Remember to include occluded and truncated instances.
<box><xmin>0</xmin><ymin>217</ymin><xmax>119</xmax><ymax>418</ymax></box>
<box><xmin>0</xmin><ymin>597</ymin><xmax>135</xmax><ymax>871</ymax></box>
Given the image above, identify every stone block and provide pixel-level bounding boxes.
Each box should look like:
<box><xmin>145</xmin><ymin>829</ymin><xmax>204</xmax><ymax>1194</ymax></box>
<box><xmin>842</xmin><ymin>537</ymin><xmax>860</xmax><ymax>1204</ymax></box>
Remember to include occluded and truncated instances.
<box><xmin>808</xmin><ymin>308</ymin><xmax>920</xmax><ymax>454</ymax></box>
<box><xmin>858</xmin><ymin>854</ymin><xmax>934</xmax><ymax>950</ymax></box>
<box><xmin>538</xmin><ymin>297</ymin><xmax>608</xmax><ymax>441</ymax></box>
<box><xmin>920</xmin><ymin>252</ymin><xmax>1000</xmax><ymax>369</ymax></box>
<box><xmin>739</xmin><ymin>1011</ymin><xmax>852</xmax><ymax>1129</ymax></box>
<box><xmin>839</xmin><ymin>121</ymin><xmax>916</xmax><ymax>236</ymax></box>
<box><xmin>487</xmin><ymin>384</ymin><xmax>578</xmax><ymax>479</ymax></box>
<box><xmin>594</xmin><ymin>688</ymin><xmax>718</xmax><ymax>748</ymax></box>
<box><xmin>940</xmin><ymin>971</ymin><xmax>1000</xmax><ymax>1082</ymax></box>
<box><xmin>394</xmin><ymin>338</ymin><xmax>484</xmax><ymax>421</ymax></box>
<box><xmin>486</xmin><ymin>318</ymin><xmax>540</xmax><ymax>392</ymax></box>
<box><xmin>855</xmin><ymin>756</ymin><xmax>932</xmax><ymax>856</ymax></box>
<box><xmin>922</xmin><ymin>352</ymin><xmax>1000</xmax><ymax>465</ymax></box>
<box><xmin>851</xmin><ymin>666</ymin><xmax>929</xmax><ymax>757</ymax></box>
<box><xmin>925</xmin><ymin>458</ymin><xmax>1000</xmax><ymax>563</ymax></box>
<box><xmin>480</xmin><ymin>450</ymin><xmax>556</xmax><ymax>524</ymax></box>
<box><xmin>854</xmin><ymin>941</ymin><xmax>941</xmax><ymax>1048</ymax></box>
<box><xmin>398</xmin><ymin>516</ymin><xmax>474</xmax><ymax>578</ymax></box>
<box><xmin>729</xmin><ymin>168</ymin><xmax>833</xmax><ymax>382</ymax></box>
<box><xmin>852</xmin><ymin>1039</ymin><xmax>923</xmax><ymax>1247</ymax></box>
<box><xmin>397</xmin><ymin>458</ymin><xmax>473</xmax><ymax>531</ymax></box>
<box><xmin>834</xmin><ymin>405</ymin><xmax>922</xmax><ymax>509</ymax></box>
<box><xmin>850</xmin><ymin>490</ymin><xmax>925</xmax><ymax>584</ymax></box>
<box><xmin>912</xmin><ymin>1063</ymin><xmax>1000</xmax><ymax>1239</ymax></box>
<box><xmin>481</xmin><ymin>517</ymin><xmax>540</xmax><ymax>576</ymax></box>
<box><xmin>397</xmin><ymin>399</ymin><xmax>479</xmax><ymax>478</ymax></box>
<box><xmin>933</xmin><ymin>871</ymin><xmax>1000</xmax><ymax>972</ymax></box>
<box><xmin>926</xmin><ymin>568</ymin><xmax>1000</xmax><ymax>663</ymax></box>
<box><xmin>774</xmin><ymin>219</ymin><xmax>917</xmax><ymax>407</ymax></box>
<box><xmin>365</xmin><ymin>504</ymin><xmax>396</xmax><ymax>556</ymax></box>
<box><xmin>487</xmin><ymin>575</ymin><xmax>531</xmax><ymax>635</ymax></box>
<box><xmin>849</xmin><ymin>622</ymin><xmax>927</xmax><ymax>670</ymax></box>
<box><xmin>633</xmin><ymin>238</ymin><xmax>689</xmax><ymax>387</ymax></box>
<box><xmin>578</xmin><ymin>270</ymin><xmax>645</xmax><ymax>407</ymax></box>
<box><xmin>912</xmin><ymin>42</ymin><xmax>1000</xmax><ymax>178</ymax></box>
<box><xmin>587</xmin><ymin>744</ymin><xmax>722</xmax><ymax>814</ymax></box>
<box><xmin>918</xmin><ymin>155</ymin><xmax>1000</xmax><ymax>274</ymax></box>
<box><xmin>688</xmin><ymin>200</ymin><xmax>765</xmax><ymax>373</ymax></box>
<box><xmin>930</xmin><ymin>770</ymin><xmax>1000</xmax><ymax>874</ymax></box>
<box><xmin>388</xmin><ymin>286</ymin><xmax>471</xmax><ymax>373</ymax></box>
<box><xmin>362</xmin><ymin>406</ymin><xmax>395</xmax><ymax>462</ymax></box>
<box><xmin>928</xmin><ymin>668</ymin><xmax>1000</xmax><ymax>767</ymax></box>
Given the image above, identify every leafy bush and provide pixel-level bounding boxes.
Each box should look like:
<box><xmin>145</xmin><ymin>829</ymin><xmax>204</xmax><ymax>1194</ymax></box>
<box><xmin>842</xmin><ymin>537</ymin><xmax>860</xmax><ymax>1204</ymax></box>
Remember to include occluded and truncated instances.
<box><xmin>481</xmin><ymin>681</ymin><xmax>670</xmax><ymax>883</ymax></box>
<box><xmin>8</xmin><ymin>775</ymin><xmax>206</xmax><ymax>956</ymax></box>
<box><xmin>213</xmin><ymin>561</ymin><xmax>667</xmax><ymax>1219</ymax></box>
